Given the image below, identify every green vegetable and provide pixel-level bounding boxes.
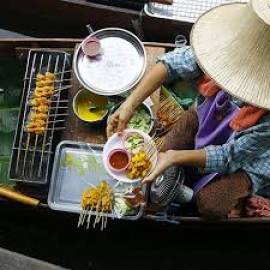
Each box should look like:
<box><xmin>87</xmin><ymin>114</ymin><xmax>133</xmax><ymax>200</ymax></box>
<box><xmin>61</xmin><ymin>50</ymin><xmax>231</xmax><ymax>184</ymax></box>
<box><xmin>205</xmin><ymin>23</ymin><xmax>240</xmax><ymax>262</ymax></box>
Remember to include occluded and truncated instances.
<box><xmin>124</xmin><ymin>134</ymin><xmax>144</xmax><ymax>154</ymax></box>
<box><xmin>114</xmin><ymin>197</ymin><xmax>133</xmax><ymax>218</ymax></box>
<box><xmin>127</xmin><ymin>107</ymin><xmax>151</xmax><ymax>133</ymax></box>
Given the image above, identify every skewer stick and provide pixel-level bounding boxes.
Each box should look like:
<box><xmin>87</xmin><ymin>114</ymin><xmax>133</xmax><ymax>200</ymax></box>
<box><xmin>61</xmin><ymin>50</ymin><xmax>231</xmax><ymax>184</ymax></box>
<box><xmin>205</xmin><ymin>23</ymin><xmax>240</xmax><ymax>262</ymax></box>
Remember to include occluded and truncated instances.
<box><xmin>48</xmin><ymin>113</ymin><xmax>69</xmax><ymax>117</ymax></box>
<box><xmin>28</xmin><ymin>99</ymin><xmax>69</xmax><ymax>104</ymax></box>
<box><xmin>28</xmin><ymin>54</ymin><xmax>45</xmax><ymax>178</ymax></box>
<box><xmin>15</xmin><ymin>53</ymin><xmax>37</xmax><ymax>174</ymax></box>
<box><xmin>36</xmin><ymin>54</ymin><xmax>52</xmax><ymax>179</ymax></box>
<box><xmin>22</xmin><ymin>134</ymin><xmax>31</xmax><ymax>176</ymax></box>
<box><xmin>82</xmin><ymin>208</ymin><xmax>88</xmax><ymax>226</ymax></box>
<box><xmin>86</xmin><ymin>206</ymin><xmax>94</xmax><ymax>229</ymax></box>
<box><xmin>101</xmin><ymin>213</ymin><xmax>104</xmax><ymax>231</ymax></box>
<box><xmin>79</xmin><ymin>208</ymin><xmax>86</xmax><ymax>227</ymax></box>
<box><xmin>53</xmin><ymin>85</ymin><xmax>72</xmax><ymax>92</ymax></box>
<box><xmin>49</xmin><ymin>106</ymin><xmax>69</xmax><ymax>109</ymax></box>
<box><xmin>54</xmin><ymin>70</ymin><xmax>72</xmax><ymax>75</ymax></box>
<box><xmin>30</xmin><ymin>134</ymin><xmax>39</xmax><ymax>177</ymax></box>
<box><xmin>104</xmin><ymin>214</ymin><xmax>108</xmax><ymax>229</ymax></box>
<box><xmin>26</xmin><ymin>77</ymin><xmax>72</xmax><ymax>82</ymax></box>
<box><xmin>78</xmin><ymin>209</ymin><xmax>83</xmax><ymax>227</ymax></box>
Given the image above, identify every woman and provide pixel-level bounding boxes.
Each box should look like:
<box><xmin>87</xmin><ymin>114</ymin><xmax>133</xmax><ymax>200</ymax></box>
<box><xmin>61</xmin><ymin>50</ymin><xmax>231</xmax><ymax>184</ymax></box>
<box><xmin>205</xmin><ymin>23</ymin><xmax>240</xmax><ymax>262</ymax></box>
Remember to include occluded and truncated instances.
<box><xmin>107</xmin><ymin>0</ymin><xmax>270</xmax><ymax>219</ymax></box>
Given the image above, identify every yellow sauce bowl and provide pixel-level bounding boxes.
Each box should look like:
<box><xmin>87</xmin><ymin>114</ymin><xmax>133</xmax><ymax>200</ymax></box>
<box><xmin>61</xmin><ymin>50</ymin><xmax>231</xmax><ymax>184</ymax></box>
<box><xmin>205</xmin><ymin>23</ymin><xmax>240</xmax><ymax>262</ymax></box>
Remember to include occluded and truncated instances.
<box><xmin>73</xmin><ymin>89</ymin><xmax>108</xmax><ymax>123</ymax></box>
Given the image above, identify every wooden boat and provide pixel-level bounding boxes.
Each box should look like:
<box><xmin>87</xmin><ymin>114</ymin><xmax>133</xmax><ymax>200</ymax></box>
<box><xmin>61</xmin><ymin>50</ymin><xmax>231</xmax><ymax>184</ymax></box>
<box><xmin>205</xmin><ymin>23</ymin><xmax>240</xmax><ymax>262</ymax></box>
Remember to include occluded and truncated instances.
<box><xmin>1</xmin><ymin>0</ymin><xmax>192</xmax><ymax>43</ymax></box>
<box><xmin>0</xmin><ymin>37</ymin><xmax>269</xmax><ymax>225</ymax></box>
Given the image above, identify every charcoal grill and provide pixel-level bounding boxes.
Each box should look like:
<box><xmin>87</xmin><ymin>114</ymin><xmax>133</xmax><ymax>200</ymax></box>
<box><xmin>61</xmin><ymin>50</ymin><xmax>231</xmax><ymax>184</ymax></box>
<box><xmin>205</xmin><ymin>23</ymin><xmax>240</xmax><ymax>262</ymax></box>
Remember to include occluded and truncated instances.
<box><xmin>9</xmin><ymin>49</ymin><xmax>71</xmax><ymax>184</ymax></box>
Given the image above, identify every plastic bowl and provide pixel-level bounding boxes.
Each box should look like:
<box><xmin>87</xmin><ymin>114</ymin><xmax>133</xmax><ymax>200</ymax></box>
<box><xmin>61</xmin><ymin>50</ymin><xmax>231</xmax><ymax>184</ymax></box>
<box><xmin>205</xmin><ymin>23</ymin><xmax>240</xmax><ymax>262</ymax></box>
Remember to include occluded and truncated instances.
<box><xmin>107</xmin><ymin>148</ymin><xmax>131</xmax><ymax>173</ymax></box>
<box><xmin>82</xmin><ymin>36</ymin><xmax>101</xmax><ymax>57</ymax></box>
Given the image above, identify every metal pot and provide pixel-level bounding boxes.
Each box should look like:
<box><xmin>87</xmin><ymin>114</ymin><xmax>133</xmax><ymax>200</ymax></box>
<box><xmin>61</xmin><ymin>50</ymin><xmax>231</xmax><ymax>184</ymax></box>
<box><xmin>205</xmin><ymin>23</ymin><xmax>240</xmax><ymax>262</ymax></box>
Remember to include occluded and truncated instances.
<box><xmin>108</xmin><ymin>99</ymin><xmax>155</xmax><ymax>135</ymax></box>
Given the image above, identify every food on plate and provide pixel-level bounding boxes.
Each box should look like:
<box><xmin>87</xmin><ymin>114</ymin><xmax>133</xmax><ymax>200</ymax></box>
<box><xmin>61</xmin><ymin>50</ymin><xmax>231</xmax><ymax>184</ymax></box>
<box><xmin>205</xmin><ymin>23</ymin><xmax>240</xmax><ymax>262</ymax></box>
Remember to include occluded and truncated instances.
<box><xmin>124</xmin><ymin>133</ymin><xmax>144</xmax><ymax>154</ymax></box>
<box><xmin>74</xmin><ymin>89</ymin><xmax>108</xmax><ymax>122</ymax></box>
<box><xmin>127</xmin><ymin>106</ymin><xmax>151</xmax><ymax>133</ymax></box>
<box><xmin>125</xmin><ymin>187</ymin><xmax>145</xmax><ymax>208</ymax></box>
<box><xmin>127</xmin><ymin>150</ymin><xmax>151</xmax><ymax>179</ymax></box>
<box><xmin>114</xmin><ymin>197</ymin><xmax>133</xmax><ymax>218</ymax></box>
<box><xmin>108</xmin><ymin>149</ymin><xmax>130</xmax><ymax>171</ymax></box>
<box><xmin>26</xmin><ymin>72</ymin><xmax>55</xmax><ymax>135</ymax></box>
<box><xmin>81</xmin><ymin>181</ymin><xmax>113</xmax><ymax>213</ymax></box>
<box><xmin>78</xmin><ymin>181</ymin><xmax>141</xmax><ymax>230</ymax></box>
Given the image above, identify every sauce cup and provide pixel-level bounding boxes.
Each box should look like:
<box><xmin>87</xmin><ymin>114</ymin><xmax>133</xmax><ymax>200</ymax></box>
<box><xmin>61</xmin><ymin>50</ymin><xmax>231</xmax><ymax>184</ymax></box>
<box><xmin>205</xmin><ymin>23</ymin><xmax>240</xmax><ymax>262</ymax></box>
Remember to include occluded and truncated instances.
<box><xmin>82</xmin><ymin>36</ymin><xmax>101</xmax><ymax>57</ymax></box>
<box><xmin>107</xmin><ymin>149</ymin><xmax>131</xmax><ymax>173</ymax></box>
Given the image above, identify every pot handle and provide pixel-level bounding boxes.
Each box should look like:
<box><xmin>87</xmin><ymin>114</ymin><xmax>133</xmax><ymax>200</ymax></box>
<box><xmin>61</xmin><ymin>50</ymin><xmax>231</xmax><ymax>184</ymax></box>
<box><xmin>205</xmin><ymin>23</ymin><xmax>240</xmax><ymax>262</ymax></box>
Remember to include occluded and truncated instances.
<box><xmin>86</xmin><ymin>24</ymin><xmax>95</xmax><ymax>35</ymax></box>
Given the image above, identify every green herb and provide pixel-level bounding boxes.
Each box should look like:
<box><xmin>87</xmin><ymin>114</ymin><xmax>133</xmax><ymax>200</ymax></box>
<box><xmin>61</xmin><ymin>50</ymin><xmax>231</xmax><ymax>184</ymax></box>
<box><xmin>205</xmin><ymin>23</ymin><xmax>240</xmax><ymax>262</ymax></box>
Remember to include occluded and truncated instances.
<box><xmin>127</xmin><ymin>107</ymin><xmax>151</xmax><ymax>133</ymax></box>
<box><xmin>124</xmin><ymin>134</ymin><xmax>144</xmax><ymax>154</ymax></box>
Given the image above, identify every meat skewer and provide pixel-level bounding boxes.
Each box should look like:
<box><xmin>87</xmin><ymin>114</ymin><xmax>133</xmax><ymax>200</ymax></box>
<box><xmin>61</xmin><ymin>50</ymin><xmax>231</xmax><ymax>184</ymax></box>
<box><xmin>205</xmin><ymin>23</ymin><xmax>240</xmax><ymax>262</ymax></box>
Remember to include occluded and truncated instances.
<box><xmin>26</xmin><ymin>71</ymin><xmax>69</xmax><ymax>136</ymax></box>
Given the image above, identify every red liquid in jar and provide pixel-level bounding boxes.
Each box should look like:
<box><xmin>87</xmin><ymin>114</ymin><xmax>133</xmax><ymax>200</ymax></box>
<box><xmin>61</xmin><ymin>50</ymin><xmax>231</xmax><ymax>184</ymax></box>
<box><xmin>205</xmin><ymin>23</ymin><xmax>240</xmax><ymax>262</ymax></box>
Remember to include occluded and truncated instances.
<box><xmin>109</xmin><ymin>151</ymin><xmax>129</xmax><ymax>170</ymax></box>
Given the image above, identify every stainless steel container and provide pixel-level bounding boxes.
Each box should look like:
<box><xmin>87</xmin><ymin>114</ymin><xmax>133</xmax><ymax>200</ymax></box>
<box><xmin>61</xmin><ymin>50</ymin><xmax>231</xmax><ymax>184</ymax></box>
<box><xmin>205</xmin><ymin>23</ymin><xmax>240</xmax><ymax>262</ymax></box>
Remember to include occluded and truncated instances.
<box><xmin>72</xmin><ymin>88</ymin><xmax>109</xmax><ymax>124</ymax></box>
<box><xmin>108</xmin><ymin>100</ymin><xmax>156</xmax><ymax>135</ymax></box>
<box><xmin>73</xmin><ymin>28</ymin><xmax>147</xmax><ymax>96</ymax></box>
<box><xmin>48</xmin><ymin>141</ymin><xmax>144</xmax><ymax>220</ymax></box>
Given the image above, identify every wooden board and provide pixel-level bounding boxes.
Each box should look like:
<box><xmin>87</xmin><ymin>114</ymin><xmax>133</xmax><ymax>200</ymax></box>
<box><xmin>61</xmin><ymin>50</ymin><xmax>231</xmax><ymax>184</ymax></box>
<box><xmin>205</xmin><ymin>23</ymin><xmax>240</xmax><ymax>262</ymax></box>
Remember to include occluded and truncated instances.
<box><xmin>62</xmin><ymin>44</ymin><xmax>165</xmax><ymax>144</ymax></box>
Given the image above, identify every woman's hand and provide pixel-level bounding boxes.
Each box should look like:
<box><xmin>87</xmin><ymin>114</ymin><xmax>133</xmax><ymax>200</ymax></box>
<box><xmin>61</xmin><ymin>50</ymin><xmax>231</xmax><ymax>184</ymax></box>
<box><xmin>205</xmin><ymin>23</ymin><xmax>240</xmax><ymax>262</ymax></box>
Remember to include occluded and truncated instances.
<box><xmin>106</xmin><ymin>102</ymin><xmax>135</xmax><ymax>138</ymax></box>
<box><xmin>142</xmin><ymin>151</ymin><xmax>176</xmax><ymax>184</ymax></box>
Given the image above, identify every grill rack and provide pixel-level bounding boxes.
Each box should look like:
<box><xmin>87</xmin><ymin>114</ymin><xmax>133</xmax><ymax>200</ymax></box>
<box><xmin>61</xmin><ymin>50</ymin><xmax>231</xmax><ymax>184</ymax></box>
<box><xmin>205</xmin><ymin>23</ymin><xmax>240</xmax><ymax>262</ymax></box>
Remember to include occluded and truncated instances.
<box><xmin>9</xmin><ymin>49</ymin><xmax>71</xmax><ymax>184</ymax></box>
<box><xmin>144</xmin><ymin>0</ymin><xmax>248</xmax><ymax>23</ymax></box>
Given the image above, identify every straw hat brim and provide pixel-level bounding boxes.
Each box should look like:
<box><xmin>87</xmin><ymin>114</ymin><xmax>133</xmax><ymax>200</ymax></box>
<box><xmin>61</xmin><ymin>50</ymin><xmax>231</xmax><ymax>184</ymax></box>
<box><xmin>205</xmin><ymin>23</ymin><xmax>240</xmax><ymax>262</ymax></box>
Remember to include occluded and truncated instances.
<box><xmin>191</xmin><ymin>2</ymin><xmax>270</xmax><ymax>109</ymax></box>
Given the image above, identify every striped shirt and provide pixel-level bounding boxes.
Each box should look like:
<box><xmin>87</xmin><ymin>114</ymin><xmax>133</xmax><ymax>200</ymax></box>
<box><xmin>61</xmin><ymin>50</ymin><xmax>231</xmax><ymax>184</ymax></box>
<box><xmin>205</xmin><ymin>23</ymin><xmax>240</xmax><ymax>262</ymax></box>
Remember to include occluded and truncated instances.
<box><xmin>158</xmin><ymin>46</ymin><xmax>270</xmax><ymax>193</ymax></box>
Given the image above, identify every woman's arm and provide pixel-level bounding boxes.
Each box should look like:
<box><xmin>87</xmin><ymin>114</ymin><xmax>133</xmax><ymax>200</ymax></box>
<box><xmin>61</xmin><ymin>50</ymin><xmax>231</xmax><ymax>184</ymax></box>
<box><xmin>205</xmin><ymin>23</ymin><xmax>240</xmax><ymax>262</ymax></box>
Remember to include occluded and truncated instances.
<box><xmin>124</xmin><ymin>62</ymin><xmax>168</xmax><ymax>110</ymax></box>
<box><xmin>107</xmin><ymin>46</ymin><xmax>202</xmax><ymax>137</ymax></box>
<box><xmin>143</xmin><ymin>149</ymin><xmax>206</xmax><ymax>183</ymax></box>
<box><xmin>106</xmin><ymin>63</ymin><xmax>168</xmax><ymax>137</ymax></box>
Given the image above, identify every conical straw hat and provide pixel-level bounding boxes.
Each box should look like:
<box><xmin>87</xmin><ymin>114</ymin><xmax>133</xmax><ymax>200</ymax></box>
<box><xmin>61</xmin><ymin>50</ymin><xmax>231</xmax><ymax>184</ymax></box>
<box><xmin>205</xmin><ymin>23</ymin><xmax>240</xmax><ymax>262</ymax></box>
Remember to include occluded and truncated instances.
<box><xmin>191</xmin><ymin>0</ymin><xmax>270</xmax><ymax>109</ymax></box>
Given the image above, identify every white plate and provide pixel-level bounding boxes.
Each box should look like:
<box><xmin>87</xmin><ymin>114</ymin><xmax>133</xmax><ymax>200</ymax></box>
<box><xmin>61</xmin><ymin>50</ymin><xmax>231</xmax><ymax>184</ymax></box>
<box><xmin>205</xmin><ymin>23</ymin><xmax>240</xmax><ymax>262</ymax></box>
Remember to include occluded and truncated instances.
<box><xmin>103</xmin><ymin>129</ymin><xmax>157</xmax><ymax>183</ymax></box>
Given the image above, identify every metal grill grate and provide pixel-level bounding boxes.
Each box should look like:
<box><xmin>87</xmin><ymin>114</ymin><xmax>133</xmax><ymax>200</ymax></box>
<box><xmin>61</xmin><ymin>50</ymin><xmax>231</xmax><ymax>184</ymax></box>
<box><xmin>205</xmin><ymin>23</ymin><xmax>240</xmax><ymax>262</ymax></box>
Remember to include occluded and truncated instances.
<box><xmin>9</xmin><ymin>49</ymin><xmax>71</xmax><ymax>184</ymax></box>
<box><xmin>144</xmin><ymin>0</ymin><xmax>248</xmax><ymax>23</ymax></box>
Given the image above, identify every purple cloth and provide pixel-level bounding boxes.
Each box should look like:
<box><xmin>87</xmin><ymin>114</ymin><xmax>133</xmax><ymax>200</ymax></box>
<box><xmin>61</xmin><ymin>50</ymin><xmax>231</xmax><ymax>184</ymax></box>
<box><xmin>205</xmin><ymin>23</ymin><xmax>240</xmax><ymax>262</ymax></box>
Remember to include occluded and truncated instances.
<box><xmin>193</xmin><ymin>91</ymin><xmax>239</xmax><ymax>194</ymax></box>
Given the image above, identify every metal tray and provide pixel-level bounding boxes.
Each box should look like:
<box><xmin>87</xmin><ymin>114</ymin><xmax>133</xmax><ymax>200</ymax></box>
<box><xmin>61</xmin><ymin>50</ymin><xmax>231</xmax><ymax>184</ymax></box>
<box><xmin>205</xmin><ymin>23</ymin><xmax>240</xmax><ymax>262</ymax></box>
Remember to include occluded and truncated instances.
<box><xmin>144</xmin><ymin>0</ymin><xmax>248</xmax><ymax>23</ymax></box>
<box><xmin>73</xmin><ymin>28</ymin><xmax>146</xmax><ymax>96</ymax></box>
<box><xmin>48</xmin><ymin>141</ymin><xmax>144</xmax><ymax>220</ymax></box>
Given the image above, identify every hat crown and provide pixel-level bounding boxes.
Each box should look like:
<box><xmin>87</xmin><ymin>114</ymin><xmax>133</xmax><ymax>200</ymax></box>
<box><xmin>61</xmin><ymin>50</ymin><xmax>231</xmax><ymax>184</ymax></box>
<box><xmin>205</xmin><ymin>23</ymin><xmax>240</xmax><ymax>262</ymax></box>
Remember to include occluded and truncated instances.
<box><xmin>252</xmin><ymin>0</ymin><xmax>270</xmax><ymax>25</ymax></box>
<box><xmin>191</xmin><ymin>0</ymin><xmax>270</xmax><ymax>109</ymax></box>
